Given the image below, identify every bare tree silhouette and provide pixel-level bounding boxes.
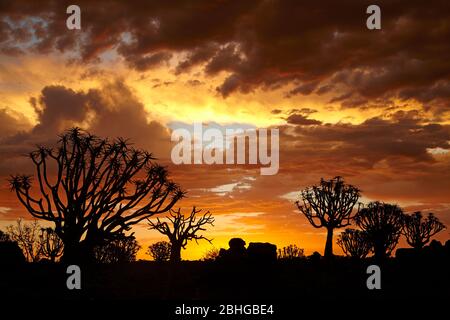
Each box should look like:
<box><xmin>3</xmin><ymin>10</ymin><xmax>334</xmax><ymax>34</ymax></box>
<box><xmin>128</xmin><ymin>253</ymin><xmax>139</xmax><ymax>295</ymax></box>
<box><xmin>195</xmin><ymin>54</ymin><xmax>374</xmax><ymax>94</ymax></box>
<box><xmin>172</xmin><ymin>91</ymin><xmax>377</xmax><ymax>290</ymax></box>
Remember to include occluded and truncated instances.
<box><xmin>355</xmin><ymin>201</ymin><xmax>404</xmax><ymax>261</ymax></box>
<box><xmin>296</xmin><ymin>176</ymin><xmax>360</xmax><ymax>258</ymax></box>
<box><xmin>147</xmin><ymin>241</ymin><xmax>171</xmax><ymax>262</ymax></box>
<box><xmin>148</xmin><ymin>207</ymin><xmax>214</xmax><ymax>262</ymax></box>
<box><xmin>403</xmin><ymin>212</ymin><xmax>446</xmax><ymax>249</ymax></box>
<box><xmin>94</xmin><ymin>234</ymin><xmax>140</xmax><ymax>263</ymax></box>
<box><xmin>39</xmin><ymin>227</ymin><xmax>64</xmax><ymax>262</ymax></box>
<box><xmin>6</xmin><ymin>219</ymin><xmax>41</xmax><ymax>262</ymax></box>
<box><xmin>9</xmin><ymin>128</ymin><xmax>184</xmax><ymax>263</ymax></box>
<box><xmin>277</xmin><ymin>244</ymin><xmax>304</xmax><ymax>260</ymax></box>
<box><xmin>337</xmin><ymin>229</ymin><xmax>371</xmax><ymax>259</ymax></box>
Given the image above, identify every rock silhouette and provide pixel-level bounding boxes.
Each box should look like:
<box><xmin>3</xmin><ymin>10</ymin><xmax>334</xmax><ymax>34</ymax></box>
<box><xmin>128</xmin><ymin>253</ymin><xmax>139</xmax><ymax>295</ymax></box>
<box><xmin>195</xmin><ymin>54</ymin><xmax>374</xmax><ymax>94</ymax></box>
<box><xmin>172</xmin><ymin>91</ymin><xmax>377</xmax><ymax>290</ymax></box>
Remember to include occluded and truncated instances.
<box><xmin>217</xmin><ymin>239</ymin><xmax>277</xmax><ymax>263</ymax></box>
<box><xmin>247</xmin><ymin>242</ymin><xmax>277</xmax><ymax>262</ymax></box>
<box><xmin>218</xmin><ymin>238</ymin><xmax>247</xmax><ymax>261</ymax></box>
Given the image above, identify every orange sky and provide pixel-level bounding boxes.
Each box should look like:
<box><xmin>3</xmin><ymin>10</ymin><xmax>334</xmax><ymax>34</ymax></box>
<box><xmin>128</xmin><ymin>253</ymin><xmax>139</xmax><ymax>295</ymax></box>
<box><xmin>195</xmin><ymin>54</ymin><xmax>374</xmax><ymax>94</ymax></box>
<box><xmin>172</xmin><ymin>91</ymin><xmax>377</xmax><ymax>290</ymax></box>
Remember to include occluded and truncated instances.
<box><xmin>0</xmin><ymin>1</ymin><xmax>449</xmax><ymax>260</ymax></box>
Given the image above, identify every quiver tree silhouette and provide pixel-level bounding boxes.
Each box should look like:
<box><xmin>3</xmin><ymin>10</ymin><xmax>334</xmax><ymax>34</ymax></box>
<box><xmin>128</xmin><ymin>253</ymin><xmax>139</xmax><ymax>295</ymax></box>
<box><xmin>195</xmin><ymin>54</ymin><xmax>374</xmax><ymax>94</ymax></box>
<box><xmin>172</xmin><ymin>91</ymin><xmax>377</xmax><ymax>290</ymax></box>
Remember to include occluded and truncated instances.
<box><xmin>355</xmin><ymin>201</ymin><xmax>404</xmax><ymax>261</ymax></box>
<box><xmin>94</xmin><ymin>233</ymin><xmax>140</xmax><ymax>263</ymax></box>
<box><xmin>6</xmin><ymin>219</ymin><xmax>41</xmax><ymax>262</ymax></box>
<box><xmin>9</xmin><ymin>128</ymin><xmax>184</xmax><ymax>263</ymax></box>
<box><xmin>336</xmin><ymin>229</ymin><xmax>371</xmax><ymax>259</ymax></box>
<box><xmin>277</xmin><ymin>244</ymin><xmax>304</xmax><ymax>260</ymax></box>
<box><xmin>39</xmin><ymin>227</ymin><xmax>63</xmax><ymax>262</ymax></box>
<box><xmin>147</xmin><ymin>241</ymin><xmax>171</xmax><ymax>262</ymax></box>
<box><xmin>403</xmin><ymin>212</ymin><xmax>446</xmax><ymax>249</ymax></box>
<box><xmin>147</xmin><ymin>207</ymin><xmax>214</xmax><ymax>262</ymax></box>
<box><xmin>296</xmin><ymin>176</ymin><xmax>360</xmax><ymax>258</ymax></box>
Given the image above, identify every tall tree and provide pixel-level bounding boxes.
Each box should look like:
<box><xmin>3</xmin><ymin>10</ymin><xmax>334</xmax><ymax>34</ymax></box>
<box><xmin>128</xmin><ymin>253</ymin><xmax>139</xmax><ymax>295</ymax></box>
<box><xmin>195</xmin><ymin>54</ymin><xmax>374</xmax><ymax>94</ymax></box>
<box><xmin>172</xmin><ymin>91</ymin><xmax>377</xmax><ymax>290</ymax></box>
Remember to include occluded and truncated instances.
<box><xmin>355</xmin><ymin>201</ymin><xmax>404</xmax><ymax>260</ymax></box>
<box><xmin>6</xmin><ymin>219</ymin><xmax>42</xmax><ymax>262</ymax></box>
<box><xmin>148</xmin><ymin>207</ymin><xmax>214</xmax><ymax>262</ymax></box>
<box><xmin>296</xmin><ymin>176</ymin><xmax>360</xmax><ymax>258</ymax></box>
<box><xmin>337</xmin><ymin>229</ymin><xmax>371</xmax><ymax>259</ymax></box>
<box><xmin>9</xmin><ymin>128</ymin><xmax>184</xmax><ymax>263</ymax></box>
<box><xmin>402</xmin><ymin>212</ymin><xmax>445</xmax><ymax>249</ymax></box>
<box><xmin>39</xmin><ymin>227</ymin><xmax>64</xmax><ymax>262</ymax></box>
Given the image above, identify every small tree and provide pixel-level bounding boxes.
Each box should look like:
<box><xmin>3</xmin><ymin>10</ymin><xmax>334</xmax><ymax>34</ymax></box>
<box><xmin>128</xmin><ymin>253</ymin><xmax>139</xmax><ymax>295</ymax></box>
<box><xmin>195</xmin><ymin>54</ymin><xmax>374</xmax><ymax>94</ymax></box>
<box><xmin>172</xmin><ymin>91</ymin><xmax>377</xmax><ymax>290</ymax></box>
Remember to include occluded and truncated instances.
<box><xmin>296</xmin><ymin>176</ymin><xmax>360</xmax><ymax>258</ymax></box>
<box><xmin>337</xmin><ymin>229</ymin><xmax>371</xmax><ymax>259</ymax></box>
<box><xmin>39</xmin><ymin>227</ymin><xmax>64</xmax><ymax>262</ymax></box>
<box><xmin>403</xmin><ymin>212</ymin><xmax>445</xmax><ymax>249</ymax></box>
<box><xmin>9</xmin><ymin>128</ymin><xmax>183</xmax><ymax>263</ymax></box>
<box><xmin>355</xmin><ymin>201</ymin><xmax>404</xmax><ymax>261</ymax></box>
<box><xmin>6</xmin><ymin>219</ymin><xmax>42</xmax><ymax>262</ymax></box>
<box><xmin>148</xmin><ymin>207</ymin><xmax>214</xmax><ymax>262</ymax></box>
<box><xmin>277</xmin><ymin>244</ymin><xmax>304</xmax><ymax>260</ymax></box>
<box><xmin>147</xmin><ymin>241</ymin><xmax>171</xmax><ymax>262</ymax></box>
<box><xmin>94</xmin><ymin>234</ymin><xmax>141</xmax><ymax>263</ymax></box>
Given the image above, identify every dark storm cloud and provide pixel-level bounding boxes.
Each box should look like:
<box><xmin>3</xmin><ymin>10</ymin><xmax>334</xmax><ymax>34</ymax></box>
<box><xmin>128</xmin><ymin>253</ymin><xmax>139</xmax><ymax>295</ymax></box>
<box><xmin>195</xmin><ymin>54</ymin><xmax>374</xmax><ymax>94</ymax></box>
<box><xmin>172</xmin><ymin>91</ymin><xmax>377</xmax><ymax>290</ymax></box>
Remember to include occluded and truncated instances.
<box><xmin>30</xmin><ymin>85</ymin><xmax>89</xmax><ymax>135</ymax></box>
<box><xmin>0</xmin><ymin>81</ymin><xmax>172</xmax><ymax>174</ymax></box>
<box><xmin>285</xmin><ymin>114</ymin><xmax>322</xmax><ymax>126</ymax></box>
<box><xmin>285</xmin><ymin>110</ymin><xmax>450</xmax><ymax>165</ymax></box>
<box><xmin>126</xmin><ymin>51</ymin><xmax>172</xmax><ymax>72</ymax></box>
<box><xmin>1</xmin><ymin>0</ymin><xmax>449</xmax><ymax>112</ymax></box>
<box><xmin>0</xmin><ymin>108</ymin><xmax>32</xmax><ymax>137</ymax></box>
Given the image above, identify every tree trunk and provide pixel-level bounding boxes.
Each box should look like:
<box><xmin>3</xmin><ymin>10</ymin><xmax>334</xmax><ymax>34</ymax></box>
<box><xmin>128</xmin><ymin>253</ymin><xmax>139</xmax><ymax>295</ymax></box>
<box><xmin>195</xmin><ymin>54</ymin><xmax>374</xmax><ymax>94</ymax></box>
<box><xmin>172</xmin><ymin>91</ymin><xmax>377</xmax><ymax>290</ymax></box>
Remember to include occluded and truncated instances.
<box><xmin>324</xmin><ymin>227</ymin><xmax>334</xmax><ymax>258</ymax></box>
<box><xmin>170</xmin><ymin>242</ymin><xmax>182</xmax><ymax>262</ymax></box>
<box><xmin>373</xmin><ymin>243</ymin><xmax>386</xmax><ymax>262</ymax></box>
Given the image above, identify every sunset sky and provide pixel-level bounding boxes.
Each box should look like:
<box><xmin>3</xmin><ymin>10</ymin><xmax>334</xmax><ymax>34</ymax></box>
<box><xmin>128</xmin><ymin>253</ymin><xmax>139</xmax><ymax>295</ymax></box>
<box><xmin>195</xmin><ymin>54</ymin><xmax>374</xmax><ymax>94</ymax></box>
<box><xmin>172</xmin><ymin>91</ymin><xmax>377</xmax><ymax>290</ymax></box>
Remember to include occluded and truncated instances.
<box><xmin>0</xmin><ymin>0</ymin><xmax>449</xmax><ymax>260</ymax></box>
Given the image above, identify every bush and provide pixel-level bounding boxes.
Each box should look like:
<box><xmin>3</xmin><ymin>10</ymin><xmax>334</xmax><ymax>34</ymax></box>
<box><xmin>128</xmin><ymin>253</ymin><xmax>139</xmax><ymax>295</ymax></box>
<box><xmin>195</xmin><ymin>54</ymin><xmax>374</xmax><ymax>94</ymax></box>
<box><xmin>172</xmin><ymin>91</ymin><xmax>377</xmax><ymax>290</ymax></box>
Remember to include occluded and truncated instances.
<box><xmin>0</xmin><ymin>230</ymin><xmax>25</xmax><ymax>266</ymax></box>
<box><xmin>278</xmin><ymin>244</ymin><xmax>304</xmax><ymax>260</ymax></box>
<box><xmin>147</xmin><ymin>241</ymin><xmax>171</xmax><ymax>262</ymax></box>
<box><xmin>202</xmin><ymin>248</ymin><xmax>220</xmax><ymax>261</ymax></box>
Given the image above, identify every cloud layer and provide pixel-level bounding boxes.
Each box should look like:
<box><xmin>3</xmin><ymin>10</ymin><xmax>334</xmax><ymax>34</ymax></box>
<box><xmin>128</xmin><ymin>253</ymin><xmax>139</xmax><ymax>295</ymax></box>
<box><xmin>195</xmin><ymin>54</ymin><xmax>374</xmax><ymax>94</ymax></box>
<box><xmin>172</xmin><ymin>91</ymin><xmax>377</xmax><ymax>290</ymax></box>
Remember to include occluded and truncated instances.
<box><xmin>1</xmin><ymin>0</ymin><xmax>449</xmax><ymax>115</ymax></box>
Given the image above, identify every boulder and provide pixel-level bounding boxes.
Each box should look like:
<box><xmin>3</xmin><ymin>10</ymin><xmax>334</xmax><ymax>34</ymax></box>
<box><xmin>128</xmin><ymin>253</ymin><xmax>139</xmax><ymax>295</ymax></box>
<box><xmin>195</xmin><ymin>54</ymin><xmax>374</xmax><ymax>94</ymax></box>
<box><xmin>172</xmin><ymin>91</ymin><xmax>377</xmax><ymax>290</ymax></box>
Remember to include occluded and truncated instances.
<box><xmin>247</xmin><ymin>242</ymin><xmax>277</xmax><ymax>262</ymax></box>
<box><xmin>218</xmin><ymin>238</ymin><xmax>247</xmax><ymax>261</ymax></box>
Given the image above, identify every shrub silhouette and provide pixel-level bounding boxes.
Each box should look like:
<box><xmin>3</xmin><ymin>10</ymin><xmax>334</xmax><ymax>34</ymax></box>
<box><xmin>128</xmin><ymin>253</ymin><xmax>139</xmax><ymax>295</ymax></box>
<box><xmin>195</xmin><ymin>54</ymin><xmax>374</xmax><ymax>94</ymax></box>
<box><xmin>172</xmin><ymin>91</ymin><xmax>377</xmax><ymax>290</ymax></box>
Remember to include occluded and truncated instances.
<box><xmin>9</xmin><ymin>128</ymin><xmax>183</xmax><ymax>263</ymax></box>
<box><xmin>39</xmin><ymin>227</ymin><xmax>64</xmax><ymax>262</ymax></box>
<box><xmin>202</xmin><ymin>247</ymin><xmax>220</xmax><ymax>261</ymax></box>
<box><xmin>148</xmin><ymin>207</ymin><xmax>214</xmax><ymax>262</ymax></box>
<box><xmin>277</xmin><ymin>244</ymin><xmax>304</xmax><ymax>260</ymax></box>
<box><xmin>94</xmin><ymin>234</ymin><xmax>140</xmax><ymax>263</ymax></box>
<box><xmin>296</xmin><ymin>176</ymin><xmax>360</xmax><ymax>258</ymax></box>
<box><xmin>337</xmin><ymin>229</ymin><xmax>371</xmax><ymax>259</ymax></box>
<box><xmin>147</xmin><ymin>241</ymin><xmax>171</xmax><ymax>262</ymax></box>
<box><xmin>6</xmin><ymin>219</ymin><xmax>42</xmax><ymax>262</ymax></box>
<box><xmin>402</xmin><ymin>212</ymin><xmax>446</xmax><ymax>249</ymax></box>
<box><xmin>0</xmin><ymin>230</ymin><xmax>25</xmax><ymax>265</ymax></box>
<box><xmin>355</xmin><ymin>201</ymin><xmax>404</xmax><ymax>261</ymax></box>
